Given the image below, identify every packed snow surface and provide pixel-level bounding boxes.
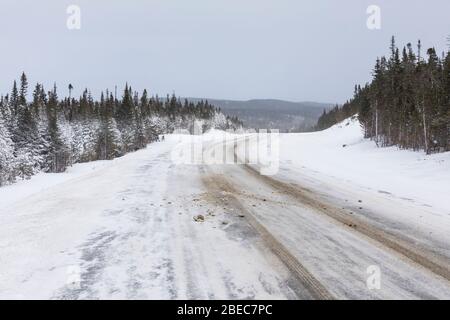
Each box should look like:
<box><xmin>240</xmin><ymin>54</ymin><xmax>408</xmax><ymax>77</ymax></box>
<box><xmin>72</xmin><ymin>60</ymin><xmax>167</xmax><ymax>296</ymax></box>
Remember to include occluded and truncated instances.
<box><xmin>0</xmin><ymin>139</ymin><xmax>297</xmax><ymax>299</ymax></box>
<box><xmin>1</xmin><ymin>117</ymin><xmax>449</xmax><ymax>299</ymax></box>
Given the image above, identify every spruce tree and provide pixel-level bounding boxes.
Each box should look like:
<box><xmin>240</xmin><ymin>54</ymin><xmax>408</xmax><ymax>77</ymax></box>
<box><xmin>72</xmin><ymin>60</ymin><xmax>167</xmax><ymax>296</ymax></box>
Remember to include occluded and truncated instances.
<box><xmin>0</xmin><ymin>111</ymin><xmax>17</xmax><ymax>185</ymax></box>
<box><xmin>316</xmin><ymin>37</ymin><xmax>449</xmax><ymax>153</ymax></box>
<box><xmin>0</xmin><ymin>74</ymin><xmax>241</xmax><ymax>184</ymax></box>
<box><xmin>19</xmin><ymin>72</ymin><xmax>28</xmax><ymax>106</ymax></box>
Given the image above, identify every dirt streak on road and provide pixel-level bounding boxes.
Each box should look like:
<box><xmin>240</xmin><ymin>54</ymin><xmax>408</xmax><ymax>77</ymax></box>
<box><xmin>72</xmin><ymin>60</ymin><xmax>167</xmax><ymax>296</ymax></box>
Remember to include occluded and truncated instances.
<box><xmin>242</xmin><ymin>163</ymin><xmax>450</xmax><ymax>283</ymax></box>
<box><xmin>202</xmin><ymin>174</ymin><xmax>334</xmax><ymax>300</ymax></box>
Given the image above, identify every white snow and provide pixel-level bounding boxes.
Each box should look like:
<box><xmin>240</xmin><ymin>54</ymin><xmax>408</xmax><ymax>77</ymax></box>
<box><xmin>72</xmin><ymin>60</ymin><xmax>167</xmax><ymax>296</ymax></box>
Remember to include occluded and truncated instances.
<box><xmin>279</xmin><ymin>116</ymin><xmax>450</xmax><ymax>215</ymax></box>
<box><xmin>272</xmin><ymin>116</ymin><xmax>450</xmax><ymax>263</ymax></box>
<box><xmin>0</xmin><ymin>160</ymin><xmax>113</xmax><ymax>210</ymax></box>
<box><xmin>0</xmin><ymin>138</ymin><xmax>296</xmax><ymax>299</ymax></box>
<box><xmin>1</xmin><ymin>117</ymin><xmax>449</xmax><ymax>300</ymax></box>
<box><xmin>228</xmin><ymin>118</ymin><xmax>450</xmax><ymax>299</ymax></box>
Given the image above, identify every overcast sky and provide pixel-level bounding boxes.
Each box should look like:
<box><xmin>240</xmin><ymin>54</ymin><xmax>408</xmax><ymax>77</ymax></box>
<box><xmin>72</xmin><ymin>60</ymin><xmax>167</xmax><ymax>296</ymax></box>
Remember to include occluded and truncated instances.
<box><xmin>1</xmin><ymin>0</ymin><xmax>449</xmax><ymax>104</ymax></box>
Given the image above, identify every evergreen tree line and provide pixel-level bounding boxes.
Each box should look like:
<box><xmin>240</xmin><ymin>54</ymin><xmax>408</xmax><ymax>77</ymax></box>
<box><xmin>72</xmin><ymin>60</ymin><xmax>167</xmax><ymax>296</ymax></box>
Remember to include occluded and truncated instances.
<box><xmin>0</xmin><ymin>73</ymin><xmax>242</xmax><ymax>185</ymax></box>
<box><xmin>316</xmin><ymin>37</ymin><xmax>450</xmax><ymax>154</ymax></box>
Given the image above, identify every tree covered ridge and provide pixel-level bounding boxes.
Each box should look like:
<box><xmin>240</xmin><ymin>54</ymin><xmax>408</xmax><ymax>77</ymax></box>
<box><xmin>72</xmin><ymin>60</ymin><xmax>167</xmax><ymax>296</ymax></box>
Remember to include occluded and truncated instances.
<box><xmin>0</xmin><ymin>74</ymin><xmax>242</xmax><ymax>186</ymax></box>
<box><xmin>316</xmin><ymin>37</ymin><xmax>450</xmax><ymax>154</ymax></box>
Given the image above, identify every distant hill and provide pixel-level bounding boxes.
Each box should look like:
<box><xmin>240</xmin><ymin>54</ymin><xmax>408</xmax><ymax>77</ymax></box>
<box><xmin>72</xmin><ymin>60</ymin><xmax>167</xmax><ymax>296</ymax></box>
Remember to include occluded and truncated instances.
<box><xmin>185</xmin><ymin>98</ymin><xmax>334</xmax><ymax>132</ymax></box>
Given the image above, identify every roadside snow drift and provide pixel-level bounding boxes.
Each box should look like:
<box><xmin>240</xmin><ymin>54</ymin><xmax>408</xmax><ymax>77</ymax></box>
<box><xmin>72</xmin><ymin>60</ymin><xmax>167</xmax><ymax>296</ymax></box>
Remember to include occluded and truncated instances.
<box><xmin>280</xmin><ymin>116</ymin><xmax>450</xmax><ymax>215</ymax></box>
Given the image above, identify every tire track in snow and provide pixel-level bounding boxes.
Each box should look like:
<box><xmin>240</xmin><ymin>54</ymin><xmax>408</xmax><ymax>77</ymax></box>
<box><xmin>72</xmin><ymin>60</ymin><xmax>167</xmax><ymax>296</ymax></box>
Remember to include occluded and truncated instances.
<box><xmin>202</xmin><ymin>175</ymin><xmax>334</xmax><ymax>300</ymax></box>
<box><xmin>242</xmin><ymin>163</ymin><xmax>450</xmax><ymax>283</ymax></box>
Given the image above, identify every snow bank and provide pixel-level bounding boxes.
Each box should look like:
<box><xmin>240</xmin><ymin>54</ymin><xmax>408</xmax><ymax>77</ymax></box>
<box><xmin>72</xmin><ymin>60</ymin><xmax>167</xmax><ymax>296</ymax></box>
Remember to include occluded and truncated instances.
<box><xmin>0</xmin><ymin>160</ymin><xmax>116</xmax><ymax>210</ymax></box>
<box><xmin>280</xmin><ymin>116</ymin><xmax>450</xmax><ymax>213</ymax></box>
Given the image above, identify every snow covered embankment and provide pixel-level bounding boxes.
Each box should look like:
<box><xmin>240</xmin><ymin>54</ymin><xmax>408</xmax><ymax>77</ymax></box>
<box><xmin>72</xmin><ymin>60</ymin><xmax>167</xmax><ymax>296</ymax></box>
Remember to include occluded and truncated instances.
<box><xmin>275</xmin><ymin>116</ymin><xmax>450</xmax><ymax>261</ymax></box>
<box><xmin>280</xmin><ymin>116</ymin><xmax>450</xmax><ymax>215</ymax></box>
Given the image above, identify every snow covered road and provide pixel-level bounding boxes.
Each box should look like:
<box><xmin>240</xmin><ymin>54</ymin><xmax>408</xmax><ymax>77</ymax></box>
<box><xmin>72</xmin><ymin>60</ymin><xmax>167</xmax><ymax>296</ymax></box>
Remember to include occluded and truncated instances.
<box><xmin>207</xmin><ymin>132</ymin><xmax>450</xmax><ymax>299</ymax></box>
<box><xmin>0</xmin><ymin>139</ymin><xmax>306</xmax><ymax>299</ymax></box>
<box><xmin>1</xmin><ymin>121</ymin><xmax>450</xmax><ymax>299</ymax></box>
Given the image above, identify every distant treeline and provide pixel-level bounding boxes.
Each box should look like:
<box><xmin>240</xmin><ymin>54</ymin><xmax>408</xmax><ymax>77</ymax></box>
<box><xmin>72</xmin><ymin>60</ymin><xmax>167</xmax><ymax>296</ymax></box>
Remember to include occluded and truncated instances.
<box><xmin>316</xmin><ymin>37</ymin><xmax>450</xmax><ymax>153</ymax></box>
<box><xmin>0</xmin><ymin>74</ymin><xmax>242</xmax><ymax>185</ymax></box>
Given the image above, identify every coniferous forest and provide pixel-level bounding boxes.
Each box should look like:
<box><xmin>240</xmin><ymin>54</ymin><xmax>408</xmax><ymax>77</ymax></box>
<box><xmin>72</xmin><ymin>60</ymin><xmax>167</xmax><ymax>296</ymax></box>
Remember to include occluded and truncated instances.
<box><xmin>0</xmin><ymin>74</ymin><xmax>242</xmax><ymax>185</ymax></box>
<box><xmin>316</xmin><ymin>37</ymin><xmax>450</xmax><ymax>154</ymax></box>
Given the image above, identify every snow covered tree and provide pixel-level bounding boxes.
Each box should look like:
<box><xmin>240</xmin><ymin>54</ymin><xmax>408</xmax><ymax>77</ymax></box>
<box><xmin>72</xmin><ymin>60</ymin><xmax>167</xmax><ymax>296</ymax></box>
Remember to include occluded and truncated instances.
<box><xmin>45</xmin><ymin>84</ymin><xmax>70</xmax><ymax>172</ymax></box>
<box><xmin>316</xmin><ymin>37</ymin><xmax>450</xmax><ymax>153</ymax></box>
<box><xmin>0</xmin><ymin>114</ymin><xmax>17</xmax><ymax>185</ymax></box>
<box><xmin>0</xmin><ymin>74</ymin><xmax>242</xmax><ymax>185</ymax></box>
<box><xmin>96</xmin><ymin>93</ymin><xmax>122</xmax><ymax>159</ymax></box>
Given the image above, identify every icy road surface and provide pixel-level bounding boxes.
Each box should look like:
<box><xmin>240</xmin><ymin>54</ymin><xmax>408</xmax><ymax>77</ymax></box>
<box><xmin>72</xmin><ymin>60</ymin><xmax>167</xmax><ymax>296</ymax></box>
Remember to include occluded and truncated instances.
<box><xmin>0</xmin><ymin>140</ymin><xmax>305</xmax><ymax>299</ymax></box>
<box><xmin>1</xmin><ymin>121</ymin><xmax>450</xmax><ymax>299</ymax></box>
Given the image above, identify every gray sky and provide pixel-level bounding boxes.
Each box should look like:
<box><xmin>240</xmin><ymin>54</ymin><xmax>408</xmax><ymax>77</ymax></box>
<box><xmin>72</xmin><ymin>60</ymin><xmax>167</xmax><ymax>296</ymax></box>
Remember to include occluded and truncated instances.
<box><xmin>1</xmin><ymin>0</ymin><xmax>449</xmax><ymax>104</ymax></box>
